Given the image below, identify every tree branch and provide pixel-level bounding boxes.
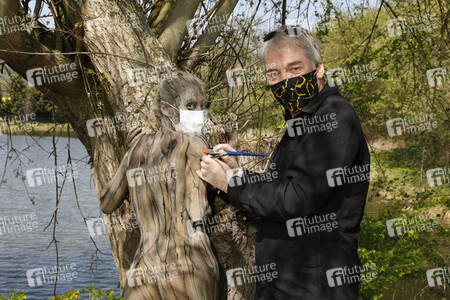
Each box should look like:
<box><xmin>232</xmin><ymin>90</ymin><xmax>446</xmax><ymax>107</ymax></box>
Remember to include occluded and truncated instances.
<box><xmin>157</xmin><ymin>0</ymin><xmax>202</xmax><ymax>61</ymax></box>
<box><xmin>180</xmin><ymin>0</ymin><xmax>239</xmax><ymax>70</ymax></box>
<box><xmin>0</xmin><ymin>0</ymin><xmax>94</xmax><ymax>152</ymax></box>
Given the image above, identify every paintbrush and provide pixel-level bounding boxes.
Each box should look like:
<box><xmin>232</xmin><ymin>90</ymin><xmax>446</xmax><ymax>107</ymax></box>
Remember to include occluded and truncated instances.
<box><xmin>202</xmin><ymin>148</ymin><xmax>269</xmax><ymax>158</ymax></box>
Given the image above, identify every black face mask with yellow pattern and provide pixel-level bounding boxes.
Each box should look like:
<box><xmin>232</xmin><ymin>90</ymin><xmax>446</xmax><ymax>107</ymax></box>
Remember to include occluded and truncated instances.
<box><xmin>270</xmin><ymin>70</ymin><xmax>319</xmax><ymax>113</ymax></box>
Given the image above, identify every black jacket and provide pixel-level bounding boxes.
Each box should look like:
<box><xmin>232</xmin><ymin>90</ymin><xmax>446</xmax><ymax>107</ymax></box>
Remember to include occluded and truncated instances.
<box><xmin>227</xmin><ymin>85</ymin><xmax>370</xmax><ymax>299</ymax></box>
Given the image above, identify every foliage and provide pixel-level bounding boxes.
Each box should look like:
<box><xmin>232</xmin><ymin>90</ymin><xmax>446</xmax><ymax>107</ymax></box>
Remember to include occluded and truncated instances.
<box><xmin>357</xmin><ymin>144</ymin><xmax>449</xmax><ymax>299</ymax></box>
<box><xmin>359</xmin><ymin>208</ymin><xmax>449</xmax><ymax>299</ymax></box>
<box><xmin>0</xmin><ymin>73</ymin><xmax>64</xmax><ymax>122</ymax></box>
<box><xmin>0</xmin><ymin>290</ymin><xmax>26</xmax><ymax>300</ymax></box>
<box><xmin>0</xmin><ymin>286</ymin><xmax>123</xmax><ymax>300</ymax></box>
<box><xmin>1</xmin><ymin>74</ymin><xmax>27</xmax><ymax>117</ymax></box>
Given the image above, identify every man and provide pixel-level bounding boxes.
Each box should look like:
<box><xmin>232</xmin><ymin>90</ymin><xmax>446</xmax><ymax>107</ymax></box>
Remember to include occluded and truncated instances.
<box><xmin>197</xmin><ymin>26</ymin><xmax>370</xmax><ymax>299</ymax></box>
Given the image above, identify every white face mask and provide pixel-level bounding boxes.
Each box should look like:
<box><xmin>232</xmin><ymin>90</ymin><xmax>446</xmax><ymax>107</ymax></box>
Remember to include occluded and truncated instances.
<box><xmin>174</xmin><ymin>109</ymin><xmax>208</xmax><ymax>135</ymax></box>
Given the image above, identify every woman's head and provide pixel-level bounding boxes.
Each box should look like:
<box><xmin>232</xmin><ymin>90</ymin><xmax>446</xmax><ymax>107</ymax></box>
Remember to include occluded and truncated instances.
<box><xmin>157</xmin><ymin>70</ymin><xmax>208</xmax><ymax>133</ymax></box>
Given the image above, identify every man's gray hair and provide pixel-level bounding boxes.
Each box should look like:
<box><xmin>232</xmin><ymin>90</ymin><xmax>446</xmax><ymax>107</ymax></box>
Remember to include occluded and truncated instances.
<box><xmin>259</xmin><ymin>26</ymin><xmax>322</xmax><ymax>67</ymax></box>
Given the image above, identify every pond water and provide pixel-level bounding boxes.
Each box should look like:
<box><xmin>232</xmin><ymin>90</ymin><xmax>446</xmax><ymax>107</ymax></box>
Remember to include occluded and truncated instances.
<box><xmin>0</xmin><ymin>135</ymin><xmax>120</xmax><ymax>298</ymax></box>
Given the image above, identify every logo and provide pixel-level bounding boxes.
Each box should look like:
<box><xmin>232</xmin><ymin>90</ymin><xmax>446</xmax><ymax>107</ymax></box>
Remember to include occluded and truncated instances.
<box><xmin>127</xmin><ymin>264</ymin><xmax>179</xmax><ymax>287</ymax></box>
<box><xmin>127</xmin><ymin>268</ymin><xmax>146</xmax><ymax>287</ymax></box>
<box><xmin>208</xmin><ymin>112</ymin><xmax>238</xmax><ymax>132</ymax></box>
<box><xmin>326</xmin><ymin>268</ymin><xmax>346</xmax><ymax>287</ymax></box>
<box><xmin>25</xmin><ymin>165</ymin><xmax>79</xmax><ymax>188</ymax></box>
<box><xmin>26</xmin><ymin>68</ymin><xmax>45</xmax><ymax>87</ymax></box>
<box><xmin>226</xmin><ymin>263</ymin><xmax>278</xmax><ymax>287</ymax></box>
<box><xmin>386</xmin><ymin>18</ymin><xmax>405</xmax><ymax>37</ymax></box>
<box><xmin>426</xmin><ymin>167</ymin><xmax>449</xmax><ymax>187</ymax></box>
<box><xmin>186</xmin><ymin>17</ymin><xmax>205</xmax><ymax>37</ymax></box>
<box><xmin>26</xmin><ymin>268</ymin><xmax>45</xmax><ymax>287</ymax></box>
<box><xmin>226</xmin><ymin>168</ymin><xmax>244</xmax><ymax>187</ymax></box>
<box><xmin>386</xmin><ymin>14</ymin><xmax>438</xmax><ymax>37</ymax></box>
<box><xmin>186</xmin><ymin>218</ymin><xmax>206</xmax><ymax>235</ymax></box>
<box><xmin>386</xmin><ymin>118</ymin><xmax>405</xmax><ymax>137</ymax></box>
<box><xmin>286</xmin><ymin>213</ymin><xmax>338</xmax><ymax>237</ymax></box>
<box><xmin>86</xmin><ymin>118</ymin><xmax>106</xmax><ymax>137</ymax></box>
<box><xmin>0</xmin><ymin>213</ymin><xmax>38</xmax><ymax>235</ymax></box>
<box><xmin>226</xmin><ymin>68</ymin><xmax>245</xmax><ymax>87</ymax></box>
<box><xmin>426</xmin><ymin>67</ymin><xmax>448</xmax><ymax>87</ymax></box>
<box><xmin>326</xmin><ymin>168</ymin><xmax>345</xmax><ymax>187</ymax></box>
<box><xmin>386</xmin><ymin>215</ymin><xmax>438</xmax><ymax>237</ymax></box>
<box><xmin>326</xmin><ymin>64</ymin><xmax>377</xmax><ymax>87</ymax></box>
<box><xmin>286</xmin><ymin>113</ymin><xmax>338</xmax><ymax>137</ymax></box>
<box><xmin>25</xmin><ymin>63</ymin><xmax>78</xmax><ymax>87</ymax></box>
<box><xmin>314</xmin><ymin>19</ymin><xmax>338</xmax><ymax>32</ymax></box>
<box><xmin>126</xmin><ymin>168</ymin><xmax>146</xmax><ymax>187</ymax></box>
<box><xmin>186</xmin><ymin>213</ymin><xmax>237</xmax><ymax>236</ymax></box>
<box><xmin>226</xmin><ymin>164</ymin><xmax>278</xmax><ymax>188</ymax></box>
<box><xmin>86</xmin><ymin>218</ymin><xmax>107</xmax><ymax>237</ymax></box>
<box><xmin>327</xmin><ymin>68</ymin><xmax>344</xmax><ymax>87</ymax></box>
<box><xmin>26</xmin><ymin>264</ymin><xmax>78</xmax><ymax>287</ymax></box>
<box><xmin>326</xmin><ymin>263</ymin><xmax>377</xmax><ymax>287</ymax></box>
<box><xmin>86</xmin><ymin>114</ymin><xmax>135</xmax><ymax>138</ymax></box>
<box><xmin>386</xmin><ymin>113</ymin><xmax>438</xmax><ymax>137</ymax></box>
<box><xmin>226</xmin><ymin>268</ymin><xmax>246</xmax><ymax>287</ymax></box>
<box><xmin>0</xmin><ymin>15</ymin><xmax>36</xmax><ymax>36</ymax></box>
<box><xmin>127</xmin><ymin>68</ymin><xmax>146</xmax><ymax>87</ymax></box>
<box><xmin>386</xmin><ymin>218</ymin><xmax>405</xmax><ymax>237</ymax></box>
<box><xmin>326</xmin><ymin>163</ymin><xmax>374</xmax><ymax>187</ymax></box>
<box><xmin>0</xmin><ymin>113</ymin><xmax>37</xmax><ymax>135</ymax></box>
<box><xmin>88</xmin><ymin>213</ymin><xmax>139</xmax><ymax>237</ymax></box>
<box><xmin>226</xmin><ymin>63</ymin><xmax>275</xmax><ymax>87</ymax></box>
<box><xmin>426</xmin><ymin>267</ymin><xmax>449</xmax><ymax>287</ymax></box>
<box><xmin>186</xmin><ymin>13</ymin><xmax>234</xmax><ymax>38</ymax></box>
<box><xmin>26</xmin><ymin>168</ymin><xmax>45</xmax><ymax>187</ymax></box>
<box><xmin>126</xmin><ymin>165</ymin><xmax>177</xmax><ymax>188</ymax></box>
<box><xmin>126</xmin><ymin>63</ymin><xmax>177</xmax><ymax>87</ymax></box>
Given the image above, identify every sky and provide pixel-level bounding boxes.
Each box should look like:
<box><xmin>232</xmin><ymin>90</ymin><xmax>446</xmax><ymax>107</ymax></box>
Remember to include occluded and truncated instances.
<box><xmin>28</xmin><ymin>0</ymin><xmax>383</xmax><ymax>31</ymax></box>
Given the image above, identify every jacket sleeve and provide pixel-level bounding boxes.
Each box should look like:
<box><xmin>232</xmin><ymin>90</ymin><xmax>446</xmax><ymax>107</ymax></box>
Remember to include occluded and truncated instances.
<box><xmin>227</xmin><ymin>99</ymin><xmax>368</xmax><ymax>222</ymax></box>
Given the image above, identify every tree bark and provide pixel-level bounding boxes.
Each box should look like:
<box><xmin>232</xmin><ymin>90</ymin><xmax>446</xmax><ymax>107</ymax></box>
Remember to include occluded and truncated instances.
<box><xmin>0</xmin><ymin>0</ymin><xmax>256</xmax><ymax>298</ymax></box>
<box><xmin>157</xmin><ymin>0</ymin><xmax>202</xmax><ymax>61</ymax></box>
<box><xmin>180</xmin><ymin>0</ymin><xmax>240</xmax><ymax>69</ymax></box>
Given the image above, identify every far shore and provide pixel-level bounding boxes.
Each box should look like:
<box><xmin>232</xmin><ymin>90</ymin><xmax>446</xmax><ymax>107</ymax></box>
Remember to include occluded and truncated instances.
<box><xmin>2</xmin><ymin>122</ymin><xmax>77</xmax><ymax>138</ymax></box>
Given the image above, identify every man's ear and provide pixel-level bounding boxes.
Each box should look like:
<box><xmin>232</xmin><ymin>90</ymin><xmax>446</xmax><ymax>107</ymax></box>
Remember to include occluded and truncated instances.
<box><xmin>316</xmin><ymin>62</ymin><xmax>325</xmax><ymax>79</ymax></box>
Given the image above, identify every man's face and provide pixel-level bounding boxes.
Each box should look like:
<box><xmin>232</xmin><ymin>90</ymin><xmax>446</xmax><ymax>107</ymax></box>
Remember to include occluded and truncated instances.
<box><xmin>265</xmin><ymin>44</ymin><xmax>323</xmax><ymax>86</ymax></box>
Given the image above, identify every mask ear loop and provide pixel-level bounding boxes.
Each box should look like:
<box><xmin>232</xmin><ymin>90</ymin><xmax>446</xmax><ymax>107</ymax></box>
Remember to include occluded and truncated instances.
<box><xmin>161</xmin><ymin>101</ymin><xmax>180</xmax><ymax>112</ymax></box>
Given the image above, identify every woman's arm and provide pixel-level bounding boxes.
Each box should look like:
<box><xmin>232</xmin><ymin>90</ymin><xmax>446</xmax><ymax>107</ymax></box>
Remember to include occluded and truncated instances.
<box><xmin>99</xmin><ymin>151</ymin><xmax>130</xmax><ymax>214</ymax></box>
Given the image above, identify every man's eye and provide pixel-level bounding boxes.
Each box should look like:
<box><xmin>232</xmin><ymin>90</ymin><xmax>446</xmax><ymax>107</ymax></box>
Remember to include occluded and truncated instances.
<box><xmin>186</xmin><ymin>103</ymin><xmax>195</xmax><ymax>109</ymax></box>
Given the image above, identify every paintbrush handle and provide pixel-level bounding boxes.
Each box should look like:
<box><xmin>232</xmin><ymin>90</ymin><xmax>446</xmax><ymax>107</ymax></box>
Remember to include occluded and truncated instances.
<box><xmin>226</xmin><ymin>151</ymin><xmax>269</xmax><ymax>157</ymax></box>
<box><xmin>202</xmin><ymin>148</ymin><xmax>269</xmax><ymax>157</ymax></box>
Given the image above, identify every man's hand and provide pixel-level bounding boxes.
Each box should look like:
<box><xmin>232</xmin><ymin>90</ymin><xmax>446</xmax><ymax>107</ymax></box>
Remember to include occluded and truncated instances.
<box><xmin>213</xmin><ymin>144</ymin><xmax>240</xmax><ymax>169</ymax></box>
<box><xmin>197</xmin><ymin>155</ymin><xmax>235</xmax><ymax>193</ymax></box>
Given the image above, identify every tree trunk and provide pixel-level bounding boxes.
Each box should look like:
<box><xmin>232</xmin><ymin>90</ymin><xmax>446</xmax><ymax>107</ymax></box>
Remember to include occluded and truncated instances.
<box><xmin>0</xmin><ymin>0</ymin><xmax>256</xmax><ymax>298</ymax></box>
